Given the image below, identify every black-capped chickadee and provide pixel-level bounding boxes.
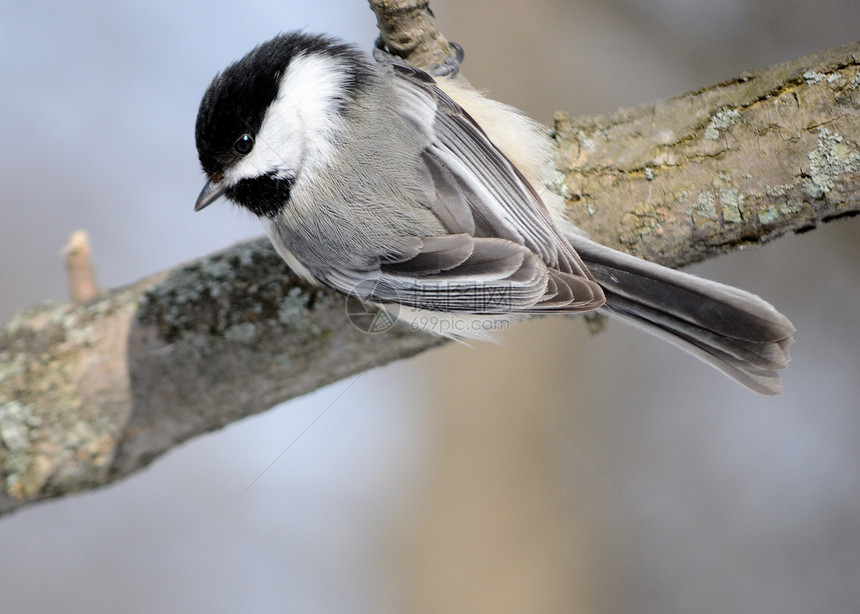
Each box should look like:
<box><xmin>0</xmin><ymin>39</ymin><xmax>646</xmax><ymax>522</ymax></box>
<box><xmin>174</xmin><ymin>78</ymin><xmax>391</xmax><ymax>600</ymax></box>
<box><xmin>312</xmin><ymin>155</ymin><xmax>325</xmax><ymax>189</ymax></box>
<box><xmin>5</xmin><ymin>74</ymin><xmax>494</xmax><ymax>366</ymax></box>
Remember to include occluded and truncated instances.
<box><xmin>194</xmin><ymin>32</ymin><xmax>794</xmax><ymax>394</ymax></box>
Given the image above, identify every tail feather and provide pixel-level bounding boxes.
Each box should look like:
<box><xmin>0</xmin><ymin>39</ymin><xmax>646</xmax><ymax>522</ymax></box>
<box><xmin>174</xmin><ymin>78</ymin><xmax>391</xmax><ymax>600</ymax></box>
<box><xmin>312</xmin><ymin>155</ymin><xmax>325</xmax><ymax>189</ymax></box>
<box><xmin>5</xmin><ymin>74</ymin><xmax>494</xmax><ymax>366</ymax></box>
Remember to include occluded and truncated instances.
<box><xmin>567</xmin><ymin>234</ymin><xmax>795</xmax><ymax>395</ymax></box>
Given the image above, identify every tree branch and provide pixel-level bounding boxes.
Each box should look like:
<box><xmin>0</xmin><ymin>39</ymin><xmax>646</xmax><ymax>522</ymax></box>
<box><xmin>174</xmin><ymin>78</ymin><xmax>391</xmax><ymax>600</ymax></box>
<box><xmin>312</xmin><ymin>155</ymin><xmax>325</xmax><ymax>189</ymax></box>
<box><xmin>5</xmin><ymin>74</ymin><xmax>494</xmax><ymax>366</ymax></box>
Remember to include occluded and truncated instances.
<box><xmin>1</xmin><ymin>1</ymin><xmax>859</xmax><ymax>516</ymax></box>
<box><xmin>368</xmin><ymin>0</ymin><xmax>455</xmax><ymax>68</ymax></box>
<box><xmin>555</xmin><ymin>42</ymin><xmax>860</xmax><ymax>266</ymax></box>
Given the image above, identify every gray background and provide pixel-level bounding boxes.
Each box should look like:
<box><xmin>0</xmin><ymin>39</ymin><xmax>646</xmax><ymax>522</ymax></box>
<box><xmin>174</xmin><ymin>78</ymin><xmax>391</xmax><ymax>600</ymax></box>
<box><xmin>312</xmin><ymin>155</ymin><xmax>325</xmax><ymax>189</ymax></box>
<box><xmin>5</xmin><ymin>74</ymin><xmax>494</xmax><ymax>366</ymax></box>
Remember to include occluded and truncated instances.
<box><xmin>1</xmin><ymin>1</ymin><xmax>859</xmax><ymax>612</ymax></box>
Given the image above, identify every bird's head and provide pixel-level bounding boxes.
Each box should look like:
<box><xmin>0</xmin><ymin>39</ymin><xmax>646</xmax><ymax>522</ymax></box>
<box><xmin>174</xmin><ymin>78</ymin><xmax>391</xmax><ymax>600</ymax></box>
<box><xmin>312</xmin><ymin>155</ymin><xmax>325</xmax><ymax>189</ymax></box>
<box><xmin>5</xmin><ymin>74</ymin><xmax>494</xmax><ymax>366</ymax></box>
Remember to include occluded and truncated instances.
<box><xmin>193</xmin><ymin>32</ymin><xmax>372</xmax><ymax>218</ymax></box>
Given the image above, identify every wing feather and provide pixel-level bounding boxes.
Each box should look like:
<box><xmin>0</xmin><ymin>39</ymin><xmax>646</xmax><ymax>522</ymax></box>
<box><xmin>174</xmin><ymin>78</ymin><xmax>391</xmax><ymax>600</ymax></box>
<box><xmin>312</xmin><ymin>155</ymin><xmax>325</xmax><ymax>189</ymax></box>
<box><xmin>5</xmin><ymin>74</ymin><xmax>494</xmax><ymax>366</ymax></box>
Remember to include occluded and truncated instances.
<box><xmin>345</xmin><ymin>63</ymin><xmax>606</xmax><ymax>313</ymax></box>
<box><xmin>308</xmin><ymin>63</ymin><xmax>604</xmax><ymax>315</ymax></box>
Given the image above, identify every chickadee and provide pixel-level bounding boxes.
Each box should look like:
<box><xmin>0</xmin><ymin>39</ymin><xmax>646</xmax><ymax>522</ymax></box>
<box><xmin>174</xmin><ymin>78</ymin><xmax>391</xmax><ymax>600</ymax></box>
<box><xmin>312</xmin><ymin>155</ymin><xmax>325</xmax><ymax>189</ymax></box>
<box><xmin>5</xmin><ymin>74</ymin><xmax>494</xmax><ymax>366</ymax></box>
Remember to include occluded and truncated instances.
<box><xmin>194</xmin><ymin>32</ymin><xmax>794</xmax><ymax>395</ymax></box>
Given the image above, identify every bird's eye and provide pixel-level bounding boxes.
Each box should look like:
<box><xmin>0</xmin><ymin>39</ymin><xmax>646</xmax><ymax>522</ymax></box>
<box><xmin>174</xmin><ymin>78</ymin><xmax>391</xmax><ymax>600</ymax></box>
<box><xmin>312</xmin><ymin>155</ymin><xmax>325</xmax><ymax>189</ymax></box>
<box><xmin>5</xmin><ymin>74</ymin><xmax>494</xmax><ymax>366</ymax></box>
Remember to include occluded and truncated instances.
<box><xmin>234</xmin><ymin>134</ymin><xmax>254</xmax><ymax>155</ymax></box>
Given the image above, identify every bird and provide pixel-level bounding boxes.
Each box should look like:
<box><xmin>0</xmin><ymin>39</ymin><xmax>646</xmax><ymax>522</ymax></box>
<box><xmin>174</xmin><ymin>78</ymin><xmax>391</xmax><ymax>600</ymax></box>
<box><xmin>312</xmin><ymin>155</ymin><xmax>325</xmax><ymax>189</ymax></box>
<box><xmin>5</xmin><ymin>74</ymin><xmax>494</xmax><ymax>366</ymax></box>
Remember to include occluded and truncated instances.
<box><xmin>194</xmin><ymin>31</ymin><xmax>794</xmax><ymax>395</ymax></box>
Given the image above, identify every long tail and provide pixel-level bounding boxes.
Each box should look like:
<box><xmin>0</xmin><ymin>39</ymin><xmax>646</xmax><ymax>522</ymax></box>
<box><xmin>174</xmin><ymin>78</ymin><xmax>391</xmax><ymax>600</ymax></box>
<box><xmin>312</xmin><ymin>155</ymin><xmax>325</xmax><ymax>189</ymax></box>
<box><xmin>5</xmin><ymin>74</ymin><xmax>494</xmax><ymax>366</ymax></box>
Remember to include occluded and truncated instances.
<box><xmin>566</xmin><ymin>234</ymin><xmax>795</xmax><ymax>395</ymax></box>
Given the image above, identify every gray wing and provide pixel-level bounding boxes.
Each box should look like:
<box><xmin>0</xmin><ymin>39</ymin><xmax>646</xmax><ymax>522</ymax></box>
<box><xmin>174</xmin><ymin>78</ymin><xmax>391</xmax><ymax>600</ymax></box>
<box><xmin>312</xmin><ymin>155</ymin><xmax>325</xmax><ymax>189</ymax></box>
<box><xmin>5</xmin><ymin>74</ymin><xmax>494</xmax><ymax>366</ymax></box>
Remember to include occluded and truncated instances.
<box><xmin>321</xmin><ymin>64</ymin><xmax>604</xmax><ymax>314</ymax></box>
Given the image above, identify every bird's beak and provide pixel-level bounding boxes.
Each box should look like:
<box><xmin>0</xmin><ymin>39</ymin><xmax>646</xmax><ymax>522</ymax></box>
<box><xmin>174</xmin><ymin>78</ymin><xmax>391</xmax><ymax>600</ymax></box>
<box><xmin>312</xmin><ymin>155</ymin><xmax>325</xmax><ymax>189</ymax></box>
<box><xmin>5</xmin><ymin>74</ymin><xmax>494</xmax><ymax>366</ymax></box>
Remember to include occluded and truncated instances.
<box><xmin>194</xmin><ymin>179</ymin><xmax>226</xmax><ymax>212</ymax></box>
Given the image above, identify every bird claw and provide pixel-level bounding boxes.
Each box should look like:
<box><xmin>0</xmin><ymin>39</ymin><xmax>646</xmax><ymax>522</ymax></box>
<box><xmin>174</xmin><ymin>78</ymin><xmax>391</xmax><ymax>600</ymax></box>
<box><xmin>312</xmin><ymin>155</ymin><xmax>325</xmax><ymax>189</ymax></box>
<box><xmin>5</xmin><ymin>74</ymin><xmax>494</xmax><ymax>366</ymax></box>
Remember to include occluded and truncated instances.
<box><xmin>373</xmin><ymin>37</ymin><xmax>464</xmax><ymax>77</ymax></box>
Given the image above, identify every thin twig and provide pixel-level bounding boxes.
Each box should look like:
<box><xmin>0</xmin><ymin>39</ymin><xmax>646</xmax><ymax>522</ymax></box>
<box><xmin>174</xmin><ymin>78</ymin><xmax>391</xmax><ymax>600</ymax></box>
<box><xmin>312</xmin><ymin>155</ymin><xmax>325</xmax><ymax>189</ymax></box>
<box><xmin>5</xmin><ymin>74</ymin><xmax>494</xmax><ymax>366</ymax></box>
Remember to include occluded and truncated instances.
<box><xmin>63</xmin><ymin>230</ymin><xmax>100</xmax><ymax>304</ymax></box>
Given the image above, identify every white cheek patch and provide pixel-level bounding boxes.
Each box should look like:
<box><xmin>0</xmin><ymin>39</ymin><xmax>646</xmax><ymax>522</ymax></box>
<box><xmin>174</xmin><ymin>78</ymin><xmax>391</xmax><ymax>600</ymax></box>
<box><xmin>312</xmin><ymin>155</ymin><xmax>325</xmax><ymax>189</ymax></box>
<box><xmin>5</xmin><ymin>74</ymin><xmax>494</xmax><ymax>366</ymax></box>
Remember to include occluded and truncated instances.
<box><xmin>224</xmin><ymin>53</ymin><xmax>348</xmax><ymax>186</ymax></box>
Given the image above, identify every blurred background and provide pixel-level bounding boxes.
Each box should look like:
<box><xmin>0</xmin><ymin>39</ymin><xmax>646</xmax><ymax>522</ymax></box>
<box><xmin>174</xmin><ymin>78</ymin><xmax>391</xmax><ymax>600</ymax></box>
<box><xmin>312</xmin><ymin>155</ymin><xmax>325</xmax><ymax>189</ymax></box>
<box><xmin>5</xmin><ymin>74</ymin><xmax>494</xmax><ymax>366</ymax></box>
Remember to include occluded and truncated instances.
<box><xmin>1</xmin><ymin>0</ymin><xmax>859</xmax><ymax>612</ymax></box>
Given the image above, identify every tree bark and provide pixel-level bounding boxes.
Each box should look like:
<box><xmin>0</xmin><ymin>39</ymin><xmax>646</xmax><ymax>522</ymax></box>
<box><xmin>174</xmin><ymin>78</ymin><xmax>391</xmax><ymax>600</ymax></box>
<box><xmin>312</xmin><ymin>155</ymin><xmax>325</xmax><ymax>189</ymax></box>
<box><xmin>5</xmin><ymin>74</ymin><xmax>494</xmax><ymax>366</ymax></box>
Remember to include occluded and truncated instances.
<box><xmin>1</xmin><ymin>0</ymin><xmax>859</xmax><ymax>516</ymax></box>
<box><xmin>555</xmin><ymin>42</ymin><xmax>860</xmax><ymax>267</ymax></box>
